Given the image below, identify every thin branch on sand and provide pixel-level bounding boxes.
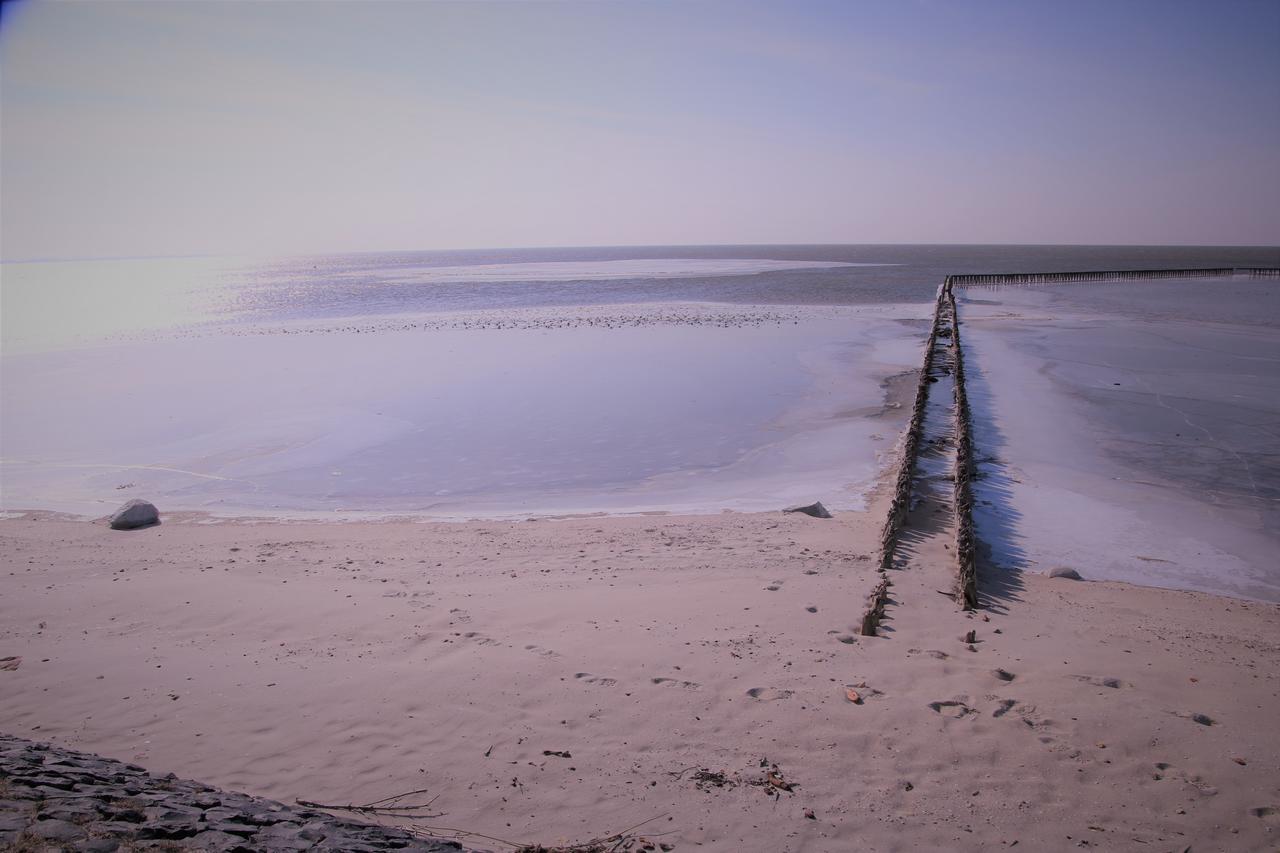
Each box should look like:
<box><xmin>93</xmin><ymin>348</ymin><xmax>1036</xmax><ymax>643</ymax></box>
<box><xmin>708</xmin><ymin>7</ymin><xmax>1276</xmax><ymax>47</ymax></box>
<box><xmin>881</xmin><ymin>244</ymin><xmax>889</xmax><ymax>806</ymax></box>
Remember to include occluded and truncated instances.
<box><xmin>299</xmin><ymin>787</ymin><xmax>670</xmax><ymax>852</ymax></box>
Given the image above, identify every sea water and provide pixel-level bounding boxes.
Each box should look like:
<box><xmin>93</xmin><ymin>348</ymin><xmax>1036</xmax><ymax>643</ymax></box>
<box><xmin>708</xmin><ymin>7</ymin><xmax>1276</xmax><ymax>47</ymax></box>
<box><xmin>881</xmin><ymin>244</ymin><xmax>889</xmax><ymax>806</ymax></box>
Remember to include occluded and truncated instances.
<box><xmin>2</xmin><ymin>245</ymin><xmax>1276</xmax><ymax>519</ymax></box>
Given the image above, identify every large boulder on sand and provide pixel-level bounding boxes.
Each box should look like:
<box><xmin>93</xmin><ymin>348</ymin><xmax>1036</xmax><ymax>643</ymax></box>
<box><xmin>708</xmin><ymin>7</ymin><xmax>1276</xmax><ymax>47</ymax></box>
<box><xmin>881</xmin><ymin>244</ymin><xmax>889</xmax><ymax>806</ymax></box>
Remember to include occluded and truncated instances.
<box><xmin>109</xmin><ymin>499</ymin><xmax>159</xmax><ymax>530</ymax></box>
<box><xmin>784</xmin><ymin>501</ymin><xmax>833</xmax><ymax>519</ymax></box>
<box><xmin>1048</xmin><ymin>566</ymin><xmax>1083</xmax><ymax>580</ymax></box>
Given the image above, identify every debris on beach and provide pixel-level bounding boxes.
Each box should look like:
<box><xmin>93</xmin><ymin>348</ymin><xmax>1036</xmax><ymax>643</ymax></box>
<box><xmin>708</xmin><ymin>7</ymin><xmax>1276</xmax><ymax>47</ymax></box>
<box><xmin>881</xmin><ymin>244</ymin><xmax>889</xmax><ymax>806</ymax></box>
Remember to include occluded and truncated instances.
<box><xmin>667</xmin><ymin>767</ymin><xmax>737</xmax><ymax>791</ymax></box>
<box><xmin>765</xmin><ymin>770</ymin><xmax>794</xmax><ymax>792</ymax></box>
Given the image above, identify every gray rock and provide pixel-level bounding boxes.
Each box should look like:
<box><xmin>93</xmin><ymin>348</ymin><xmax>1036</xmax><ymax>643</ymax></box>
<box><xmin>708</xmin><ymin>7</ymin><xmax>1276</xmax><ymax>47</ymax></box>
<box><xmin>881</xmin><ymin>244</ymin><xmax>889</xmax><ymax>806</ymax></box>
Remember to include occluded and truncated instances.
<box><xmin>178</xmin><ymin>830</ymin><xmax>247</xmax><ymax>851</ymax></box>
<box><xmin>0</xmin><ymin>815</ymin><xmax>28</xmax><ymax>833</ymax></box>
<box><xmin>33</xmin><ymin>818</ymin><xmax>88</xmax><ymax>841</ymax></box>
<box><xmin>39</xmin><ymin>801</ymin><xmax>102</xmax><ymax>822</ymax></box>
<box><xmin>255</xmin><ymin>823</ymin><xmax>315</xmax><ymax>850</ymax></box>
<box><xmin>109</xmin><ymin>499</ymin><xmax>160</xmax><ymax>530</ymax></box>
<box><xmin>205</xmin><ymin>820</ymin><xmax>262</xmax><ymax>837</ymax></box>
<box><xmin>784</xmin><ymin>501</ymin><xmax>833</xmax><ymax>519</ymax></box>
<box><xmin>76</xmin><ymin>839</ymin><xmax>122</xmax><ymax>853</ymax></box>
<box><xmin>1048</xmin><ymin>566</ymin><xmax>1083</xmax><ymax>580</ymax></box>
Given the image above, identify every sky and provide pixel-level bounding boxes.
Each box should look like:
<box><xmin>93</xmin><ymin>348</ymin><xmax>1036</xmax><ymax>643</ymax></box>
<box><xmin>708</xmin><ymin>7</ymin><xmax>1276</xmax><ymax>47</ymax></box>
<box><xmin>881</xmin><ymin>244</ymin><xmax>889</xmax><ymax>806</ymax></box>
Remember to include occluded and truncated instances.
<box><xmin>1</xmin><ymin>0</ymin><xmax>1278</xmax><ymax>260</ymax></box>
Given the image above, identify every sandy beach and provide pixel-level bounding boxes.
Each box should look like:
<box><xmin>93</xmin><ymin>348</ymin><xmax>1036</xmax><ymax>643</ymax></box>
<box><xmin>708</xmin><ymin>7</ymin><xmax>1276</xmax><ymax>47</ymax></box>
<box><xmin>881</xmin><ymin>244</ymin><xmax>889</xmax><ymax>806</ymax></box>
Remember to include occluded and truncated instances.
<box><xmin>3</xmin><ymin>494</ymin><xmax>1278</xmax><ymax>851</ymax></box>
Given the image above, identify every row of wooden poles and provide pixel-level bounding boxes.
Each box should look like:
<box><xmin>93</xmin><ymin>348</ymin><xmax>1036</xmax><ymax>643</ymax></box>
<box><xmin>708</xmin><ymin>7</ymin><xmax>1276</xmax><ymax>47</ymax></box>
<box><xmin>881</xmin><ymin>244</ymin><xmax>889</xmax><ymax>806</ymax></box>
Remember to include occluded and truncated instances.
<box><xmin>946</xmin><ymin>284</ymin><xmax>979</xmax><ymax>610</ymax></box>
<box><xmin>947</xmin><ymin>267</ymin><xmax>1280</xmax><ymax>288</ymax></box>
<box><xmin>860</xmin><ymin>283</ymin><xmax>947</xmax><ymax>635</ymax></box>
<box><xmin>859</xmin><ymin>264</ymin><xmax>1279</xmax><ymax>632</ymax></box>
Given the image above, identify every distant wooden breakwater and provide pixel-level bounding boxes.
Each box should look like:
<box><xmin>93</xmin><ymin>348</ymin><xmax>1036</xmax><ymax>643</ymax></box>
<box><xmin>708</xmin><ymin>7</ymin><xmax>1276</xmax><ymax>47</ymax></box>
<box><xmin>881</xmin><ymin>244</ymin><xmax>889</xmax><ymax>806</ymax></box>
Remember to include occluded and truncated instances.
<box><xmin>948</xmin><ymin>267</ymin><xmax>1279</xmax><ymax>288</ymax></box>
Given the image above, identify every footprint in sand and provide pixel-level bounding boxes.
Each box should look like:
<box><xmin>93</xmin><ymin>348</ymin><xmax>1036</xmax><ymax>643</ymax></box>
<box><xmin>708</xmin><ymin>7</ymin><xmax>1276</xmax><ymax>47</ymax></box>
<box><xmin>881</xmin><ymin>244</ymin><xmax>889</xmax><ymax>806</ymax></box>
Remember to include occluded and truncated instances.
<box><xmin>928</xmin><ymin>699</ymin><xmax>976</xmax><ymax>718</ymax></box>
<box><xmin>574</xmin><ymin>672</ymin><xmax>618</xmax><ymax>687</ymax></box>
<box><xmin>1251</xmin><ymin>806</ymin><xmax>1279</xmax><ymax>823</ymax></box>
<box><xmin>461</xmin><ymin>631</ymin><xmax>501</xmax><ymax>647</ymax></box>
<box><xmin>833</xmin><ymin>634</ymin><xmax>857</xmax><ymax>645</ymax></box>
<box><xmin>746</xmin><ymin>687</ymin><xmax>793</xmax><ymax>701</ymax></box>
<box><xmin>524</xmin><ymin>644</ymin><xmax>560</xmax><ymax>658</ymax></box>
<box><xmin>983</xmin><ymin>695</ymin><xmax>1049</xmax><ymax>729</ymax></box>
<box><xmin>652</xmin><ymin>677</ymin><xmax>700</xmax><ymax>689</ymax></box>
<box><xmin>908</xmin><ymin>648</ymin><xmax>949</xmax><ymax>660</ymax></box>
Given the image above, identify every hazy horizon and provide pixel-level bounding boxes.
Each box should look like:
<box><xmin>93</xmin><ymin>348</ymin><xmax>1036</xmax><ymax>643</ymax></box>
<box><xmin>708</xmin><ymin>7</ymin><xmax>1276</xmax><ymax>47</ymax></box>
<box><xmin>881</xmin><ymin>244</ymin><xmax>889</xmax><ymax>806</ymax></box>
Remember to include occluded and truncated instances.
<box><xmin>3</xmin><ymin>0</ymin><xmax>1279</xmax><ymax>261</ymax></box>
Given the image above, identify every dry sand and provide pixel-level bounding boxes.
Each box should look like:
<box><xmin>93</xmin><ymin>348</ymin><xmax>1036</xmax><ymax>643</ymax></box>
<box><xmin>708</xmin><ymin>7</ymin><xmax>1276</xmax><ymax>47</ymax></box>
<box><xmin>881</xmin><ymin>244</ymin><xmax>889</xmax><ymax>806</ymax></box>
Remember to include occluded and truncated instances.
<box><xmin>2</xmin><ymin>497</ymin><xmax>1278</xmax><ymax>851</ymax></box>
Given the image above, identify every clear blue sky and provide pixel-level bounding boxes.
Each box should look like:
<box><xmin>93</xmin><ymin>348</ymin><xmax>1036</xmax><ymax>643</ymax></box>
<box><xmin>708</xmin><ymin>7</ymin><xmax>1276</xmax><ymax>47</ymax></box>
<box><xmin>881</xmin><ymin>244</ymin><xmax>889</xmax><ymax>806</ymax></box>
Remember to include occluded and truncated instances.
<box><xmin>2</xmin><ymin>0</ymin><xmax>1277</xmax><ymax>260</ymax></box>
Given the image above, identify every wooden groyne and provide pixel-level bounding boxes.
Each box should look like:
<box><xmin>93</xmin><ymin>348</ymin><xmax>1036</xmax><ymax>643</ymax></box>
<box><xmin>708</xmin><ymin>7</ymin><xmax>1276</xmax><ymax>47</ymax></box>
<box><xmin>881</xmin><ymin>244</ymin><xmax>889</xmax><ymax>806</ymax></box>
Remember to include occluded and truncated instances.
<box><xmin>949</xmin><ymin>266</ymin><xmax>1280</xmax><ymax>288</ymax></box>
<box><xmin>860</xmin><ymin>263</ymin><xmax>1280</xmax><ymax>626</ymax></box>
<box><xmin>859</xmin><ymin>284</ymin><xmax>947</xmax><ymax>635</ymax></box>
<box><xmin>876</xmin><ymin>283</ymin><xmax>947</xmax><ymax>573</ymax></box>
<box><xmin>945</xmin><ymin>285</ymin><xmax>978</xmax><ymax>610</ymax></box>
<box><xmin>948</xmin><ymin>268</ymin><xmax>1234</xmax><ymax>288</ymax></box>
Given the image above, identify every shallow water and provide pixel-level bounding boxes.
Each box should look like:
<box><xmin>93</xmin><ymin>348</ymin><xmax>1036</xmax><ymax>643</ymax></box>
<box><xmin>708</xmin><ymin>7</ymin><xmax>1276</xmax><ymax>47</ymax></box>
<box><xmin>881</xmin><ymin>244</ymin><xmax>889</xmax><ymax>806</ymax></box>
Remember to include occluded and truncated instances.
<box><xmin>0</xmin><ymin>302</ymin><xmax>927</xmax><ymax>518</ymax></box>
<box><xmin>961</xmin><ymin>278</ymin><xmax>1280</xmax><ymax>601</ymax></box>
<box><xmin>3</xmin><ymin>246</ymin><xmax>1276</xmax><ymax>520</ymax></box>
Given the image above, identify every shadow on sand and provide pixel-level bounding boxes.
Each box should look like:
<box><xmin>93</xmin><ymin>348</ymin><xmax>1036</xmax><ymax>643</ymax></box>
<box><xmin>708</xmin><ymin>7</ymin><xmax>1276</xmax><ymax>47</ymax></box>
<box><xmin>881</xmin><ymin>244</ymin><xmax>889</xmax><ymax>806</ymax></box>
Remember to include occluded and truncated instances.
<box><xmin>960</xmin><ymin>335</ymin><xmax>1029</xmax><ymax>614</ymax></box>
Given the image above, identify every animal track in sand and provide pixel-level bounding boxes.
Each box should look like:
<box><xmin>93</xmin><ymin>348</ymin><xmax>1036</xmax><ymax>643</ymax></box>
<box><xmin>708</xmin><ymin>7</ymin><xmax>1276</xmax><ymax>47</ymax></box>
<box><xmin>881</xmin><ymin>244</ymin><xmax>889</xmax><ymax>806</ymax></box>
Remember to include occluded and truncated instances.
<box><xmin>833</xmin><ymin>634</ymin><xmax>857</xmax><ymax>645</ymax></box>
<box><xmin>1070</xmin><ymin>675</ymin><xmax>1128</xmax><ymax>689</ymax></box>
<box><xmin>574</xmin><ymin>672</ymin><xmax>617</xmax><ymax>687</ymax></box>
<box><xmin>652</xmin><ymin>677</ymin><xmax>700</xmax><ymax>689</ymax></box>
<box><xmin>1251</xmin><ymin>806</ymin><xmax>1279</xmax><ymax>822</ymax></box>
<box><xmin>745</xmin><ymin>687</ymin><xmax>793</xmax><ymax>701</ymax></box>
<box><xmin>1152</xmin><ymin>762</ymin><xmax>1220</xmax><ymax>795</ymax></box>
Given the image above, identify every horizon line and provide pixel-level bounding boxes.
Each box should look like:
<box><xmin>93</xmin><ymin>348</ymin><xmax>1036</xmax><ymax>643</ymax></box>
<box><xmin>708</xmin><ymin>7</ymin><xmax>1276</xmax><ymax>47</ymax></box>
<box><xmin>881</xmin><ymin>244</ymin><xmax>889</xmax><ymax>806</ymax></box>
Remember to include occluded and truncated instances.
<box><xmin>5</xmin><ymin>240</ymin><xmax>1279</xmax><ymax>265</ymax></box>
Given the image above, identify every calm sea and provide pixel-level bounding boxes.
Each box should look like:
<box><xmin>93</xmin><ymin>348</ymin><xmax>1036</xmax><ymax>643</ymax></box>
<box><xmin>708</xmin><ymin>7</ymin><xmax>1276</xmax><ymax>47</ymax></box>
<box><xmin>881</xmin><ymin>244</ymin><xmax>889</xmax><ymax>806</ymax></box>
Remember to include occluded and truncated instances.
<box><xmin>5</xmin><ymin>244</ymin><xmax>1279</xmax><ymax>349</ymax></box>
<box><xmin>2</xmin><ymin>244</ymin><xmax>1277</xmax><ymax>521</ymax></box>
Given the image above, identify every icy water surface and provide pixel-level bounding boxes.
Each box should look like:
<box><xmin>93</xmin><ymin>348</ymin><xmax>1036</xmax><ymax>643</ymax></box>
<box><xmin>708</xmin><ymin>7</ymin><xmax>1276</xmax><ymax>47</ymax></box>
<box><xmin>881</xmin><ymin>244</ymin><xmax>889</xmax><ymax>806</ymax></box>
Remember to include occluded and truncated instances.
<box><xmin>3</xmin><ymin>245</ymin><xmax>1275</xmax><ymax>519</ymax></box>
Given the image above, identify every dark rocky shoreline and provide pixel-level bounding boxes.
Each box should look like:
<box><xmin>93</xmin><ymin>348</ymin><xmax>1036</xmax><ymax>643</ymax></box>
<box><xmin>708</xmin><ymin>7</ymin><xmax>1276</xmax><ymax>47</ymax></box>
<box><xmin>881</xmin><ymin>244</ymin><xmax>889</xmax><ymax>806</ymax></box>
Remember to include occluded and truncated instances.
<box><xmin>0</xmin><ymin>733</ymin><xmax>467</xmax><ymax>852</ymax></box>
